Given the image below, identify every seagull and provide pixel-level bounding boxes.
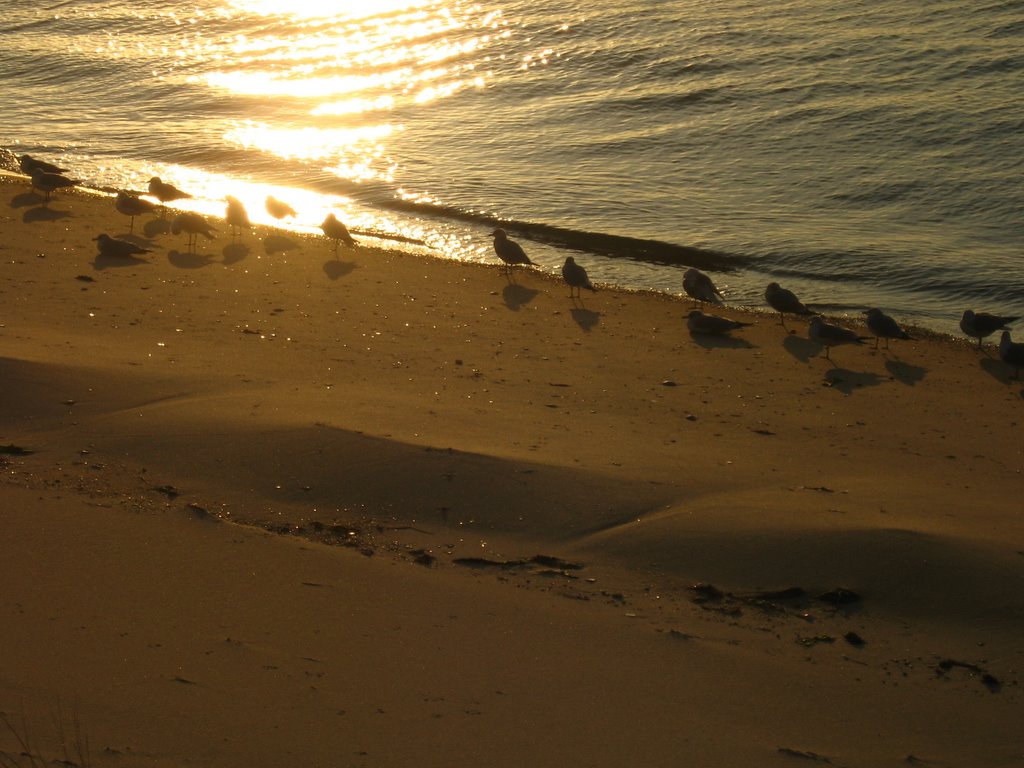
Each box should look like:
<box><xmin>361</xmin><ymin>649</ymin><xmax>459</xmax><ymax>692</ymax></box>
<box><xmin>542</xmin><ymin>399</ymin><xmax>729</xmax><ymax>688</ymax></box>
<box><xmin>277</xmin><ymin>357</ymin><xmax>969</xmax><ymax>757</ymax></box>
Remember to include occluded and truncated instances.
<box><xmin>320</xmin><ymin>213</ymin><xmax>356</xmax><ymax>254</ymax></box>
<box><xmin>225</xmin><ymin>196</ymin><xmax>251</xmax><ymax>240</ymax></box>
<box><xmin>492</xmin><ymin>228</ymin><xmax>533</xmax><ymax>274</ymax></box>
<box><xmin>998</xmin><ymin>331</ymin><xmax>1024</xmax><ymax>379</ymax></box>
<box><xmin>687</xmin><ymin>310</ymin><xmax>751</xmax><ymax>336</ymax></box>
<box><xmin>31</xmin><ymin>169</ymin><xmax>79</xmax><ymax>200</ymax></box>
<box><xmin>808</xmin><ymin>316</ymin><xmax>867</xmax><ymax>360</ymax></box>
<box><xmin>765</xmin><ymin>282</ymin><xmax>813</xmax><ymax>326</ymax></box>
<box><xmin>19</xmin><ymin>154</ymin><xmax>67</xmax><ymax>176</ymax></box>
<box><xmin>863</xmin><ymin>308</ymin><xmax>912</xmax><ymax>349</ymax></box>
<box><xmin>960</xmin><ymin>310</ymin><xmax>1019</xmax><ymax>349</ymax></box>
<box><xmin>148</xmin><ymin>176</ymin><xmax>193</xmax><ymax>207</ymax></box>
<box><xmin>170</xmin><ymin>212</ymin><xmax>217</xmax><ymax>253</ymax></box>
<box><xmin>265</xmin><ymin>195</ymin><xmax>297</xmax><ymax>220</ymax></box>
<box><xmin>682</xmin><ymin>268</ymin><xmax>723</xmax><ymax>307</ymax></box>
<box><xmin>94</xmin><ymin>233</ymin><xmax>151</xmax><ymax>260</ymax></box>
<box><xmin>115</xmin><ymin>191</ymin><xmax>158</xmax><ymax>233</ymax></box>
<box><xmin>562</xmin><ymin>256</ymin><xmax>596</xmax><ymax>298</ymax></box>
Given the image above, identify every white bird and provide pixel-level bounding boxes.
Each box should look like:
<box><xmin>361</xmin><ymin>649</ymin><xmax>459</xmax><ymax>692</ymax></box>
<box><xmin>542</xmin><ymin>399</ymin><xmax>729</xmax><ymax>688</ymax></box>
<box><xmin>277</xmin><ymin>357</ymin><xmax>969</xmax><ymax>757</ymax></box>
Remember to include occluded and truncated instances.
<box><xmin>682</xmin><ymin>268</ymin><xmax>723</xmax><ymax>307</ymax></box>
<box><xmin>998</xmin><ymin>331</ymin><xmax>1024</xmax><ymax>379</ymax></box>
<box><xmin>94</xmin><ymin>233</ymin><xmax>151</xmax><ymax>260</ymax></box>
<box><xmin>19</xmin><ymin>154</ymin><xmax>67</xmax><ymax>176</ymax></box>
<box><xmin>562</xmin><ymin>256</ymin><xmax>596</xmax><ymax>297</ymax></box>
<box><xmin>808</xmin><ymin>316</ymin><xmax>867</xmax><ymax>360</ymax></box>
<box><xmin>492</xmin><ymin>228</ymin><xmax>533</xmax><ymax>274</ymax></box>
<box><xmin>765</xmin><ymin>282</ymin><xmax>813</xmax><ymax>326</ymax></box>
<box><xmin>960</xmin><ymin>310</ymin><xmax>1018</xmax><ymax>349</ymax></box>
<box><xmin>265</xmin><ymin>195</ymin><xmax>297</xmax><ymax>220</ymax></box>
<box><xmin>321</xmin><ymin>213</ymin><xmax>356</xmax><ymax>255</ymax></box>
<box><xmin>171</xmin><ymin>212</ymin><xmax>217</xmax><ymax>253</ymax></box>
<box><xmin>148</xmin><ymin>176</ymin><xmax>192</xmax><ymax>206</ymax></box>
<box><xmin>687</xmin><ymin>310</ymin><xmax>751</xmax><ymax>336</ymax></box>
<box><xmin>863</xmin><ymin>308</ymin><xmax>911</xmax><ymax>349</ymax></box>
<box><xmin>31</xmin><ymin>170</ymin><xmax>79</xmax><ymax>200</ymax></box>
<box><xmin>225</xmin><ymin>196</ymin><xmax>251</xmax><ymax>240</ymax></box>
<box><xmin>115</xmin><ymin>191</ymin><xmax>158</xmax><ymax>233</ymax></box>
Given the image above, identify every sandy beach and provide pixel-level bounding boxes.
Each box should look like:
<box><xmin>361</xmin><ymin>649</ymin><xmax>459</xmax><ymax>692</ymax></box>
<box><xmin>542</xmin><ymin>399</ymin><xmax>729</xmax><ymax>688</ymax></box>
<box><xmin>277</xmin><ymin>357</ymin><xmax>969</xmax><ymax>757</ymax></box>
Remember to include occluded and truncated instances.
<box><xmin>1</xmin><ymin>173</ymin><xmax>1022</xmax><ymax>767</ymax></box>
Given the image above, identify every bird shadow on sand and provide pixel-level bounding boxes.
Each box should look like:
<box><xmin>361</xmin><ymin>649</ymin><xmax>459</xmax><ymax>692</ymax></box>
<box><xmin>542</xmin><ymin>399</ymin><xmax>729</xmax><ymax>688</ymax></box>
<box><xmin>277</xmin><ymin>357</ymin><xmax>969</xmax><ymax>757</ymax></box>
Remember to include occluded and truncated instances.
<box><xmin>783</xmin><ymin>334</ymin><xmax>821</xmax><ymax>363</ymax></box>
<box><xmin>168</xmin><ymin>250</ymin><xmax>216</xmax><ymax>269</ymax></box>
<box><xmin>264</xmin><ymin>235</ymin><xmax>301</xmax><ymax>256</ymax></box>
<box><xmin>570</xmin><ymin>307</ymin><xmax>601</xmax><ymax>331</ymax></box>
<box><xmin>142</xmin><ymin>219</ymin><xmax>172</xmax><ymax>238</ymax></box>
<box><xmin>23</xmin><ymin>205</ymin><xmax>70</xmax><ymax>223</ymax></box>
<box><xmin>222</xmin><ymin>242</ymin><xmax>249</xmax><ymax>265</ymax></box>
<box><xmin>93</xmin><ymin>253</ymin><xmax>151</xmax><ymax>271</ymax></box>
<box><xmin>323</xmin><ymin>259</ymin><xmax>357</xmax><ymax>281</ymax></box>
<box><xmin>502</xmin><ymin>283</ymin><xmax>539</xmax><ymax>311</ymax></box>
<box><xmin>9</xmin><ymin>191</ymin><xmax>45</xmax><ymax>209</ymax></box>
<box><xmin>689</xmin><ymin>332</ymin><xmax>756</xmax><ymax>350</ymax></box>
<box><xmin>884</xmin><ymin>358</ymin><xmax>927</xmax><ymax>386</ymax></box>
<box><xmin>979</xmin><ymin>356</ymin><xmax>1019</xmax><ymax>386</ymax></box>
<box><xmin>820</xmin><ymin>366</ymin><xmax>885</xmax><ymax>394</ymax></box>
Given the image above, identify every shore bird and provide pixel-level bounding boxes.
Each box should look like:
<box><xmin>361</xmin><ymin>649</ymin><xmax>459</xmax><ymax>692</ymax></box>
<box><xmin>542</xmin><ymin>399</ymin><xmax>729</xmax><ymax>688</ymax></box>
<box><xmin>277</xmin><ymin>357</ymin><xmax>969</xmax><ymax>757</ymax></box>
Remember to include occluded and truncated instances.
<box><xmin>225</xmin><ymin>196</ymin><xmax>251</xmax><ymax>240</ymax></box>
<box><xmin>148</xmin><ymin>176</ymin><xmax>193</xmax><ymax>208</ymax></box>
<box><xmin>808</xmin><ymin>316</ymin><xmax>867</xmax><ymax>360</ymax></box>
<box><xmin>19</xmin><ymin>154</ymin><xmax>67</xmax><ymax>177</ymax></box>
<box><xmin>998</xmin><ymin>331</ymin><xmax>1024</xmax><ymax>379</ymax></box>
<box><xmin>863</xmin><ymin>308</ymin><xmax>911</xmax><ymax>349</ymax></box>
<box><xmin>687</xmin><ymin>309</ymin><xmax>751</xmax><ymax>336</ymax></box>
<box><xmin>492</xmin><ymin>228</ymin><xmax>533</xmax><ymax>274</ymax></box>
<box><xmin>682</xmin><ymin>268</ymin><xmax>723</xmax><ymax>307</ymax></box>
<box><xmin>31</xmin><ymin>169</ymin><xmax>79</xmax><ymax>201</ymax></box>
<box><xmin>562</xmin><ymin>256</ymin><xmax>596</xmax><ymax>298</ymax></box>
<box><xmin>959</xmin><ymin>309</ymin><xmax>1019</xmax><ymax>349</ymax></box>
<box><xmin>170</xmin><ymin>212</ymin><xmax>217</xmax><ymax>253</ymax></box>
<box><xmin>321</xmin><ymin>213</ymin><xmax>356</xmax><ymax>254</ymax></box>
<box><xmin>265</xmin><ymin>195</ymin><xmax>297</xmax><ymax>220</ymax></box>
<box><xmin>94</xmin><ymin>233</ymin><xmax>151</xmax><ymax>260</ymax></box>
<box><xmin>115</xmin><ymin>191</ymin><xmax>158</xmax><ymax>233</ymax></box>
<box><xmin>765</xmin><ymin>282</ymin><xmax>813</xmax><ymax>326</ymax></box>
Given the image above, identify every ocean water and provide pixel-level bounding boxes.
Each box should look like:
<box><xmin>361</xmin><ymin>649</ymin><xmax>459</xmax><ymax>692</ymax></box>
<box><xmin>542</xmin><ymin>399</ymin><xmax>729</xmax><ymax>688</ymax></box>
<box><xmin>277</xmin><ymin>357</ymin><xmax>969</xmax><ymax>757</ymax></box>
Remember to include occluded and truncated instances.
<box><xmin>2</xmin><ymin>0</ymin><xmax>1022</xmax><ymax>334</ymax></box>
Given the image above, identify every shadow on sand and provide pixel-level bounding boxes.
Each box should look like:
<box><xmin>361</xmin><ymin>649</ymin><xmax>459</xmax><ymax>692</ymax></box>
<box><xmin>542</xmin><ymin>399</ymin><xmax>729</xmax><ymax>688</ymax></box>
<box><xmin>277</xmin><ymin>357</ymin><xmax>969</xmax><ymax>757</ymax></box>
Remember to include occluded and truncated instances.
<box><xmin>570</xmin><ymin>307</ymin><xmax>601</xmax><ymax>331</ymax></box>
<box><xmin>884</xmin><ymin>359</ymin><xmax>927</xmax><ymax>386</ymax></box>
<box><xmin>168</xmin><ymin>250</ymin><xmax>216</xmax><ymax>269</ymax></box>
<box><xmin>93</xmin><ymin>252</ymin><xmax>152</xmax><ymax>271</ymax></box>
<box><xmin>821</xmin><ymin>366</ymin><xmax>885</xmax><ymax>394</ymax></box>
<box><xmin>23</xmin><ymin>206</ymin><xmax>70</xmax><ymax>223</ymax></box>
<box><xmin>264</xmin><ymin>235</ymin><xmax>302</xmax><ymax>256</ymax></box>
<box><xmin>323</xmin><ymin>259</ymin><xmax>357</xmax><ymax>281</ymax></box>
<box><xmin>689</xmin><ymin>331</ymin><xmax>756</xmax><ymax>351</ymax></box>
<box><xmin>223</xmin><ymin>242</ymin><xmax>249</xmax><ymax>265</ymax></box>
<box><xmin>502</xmin><ymin>283</ymin><xmax>539</xmax><ymax>311</ymax></box>
<box><xmin>783</xmin><ymin>334</ymin><xmax>820</xmax><ymax>363</ymax></box>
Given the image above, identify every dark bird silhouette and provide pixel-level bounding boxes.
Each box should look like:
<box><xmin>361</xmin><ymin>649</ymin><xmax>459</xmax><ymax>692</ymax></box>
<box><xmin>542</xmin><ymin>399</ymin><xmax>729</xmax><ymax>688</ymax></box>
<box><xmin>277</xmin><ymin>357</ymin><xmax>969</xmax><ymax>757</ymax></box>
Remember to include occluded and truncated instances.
<box><xmin>687</xmin><ymin>310</ymin><xmax>751</xmax><ymax>336</ymax></box>
<box><xmin>682</xmin><ymin>268</ymin><xmax>723</xmax><ymax>307</ymax></box>
<box><xmin>863</xmin><ymin>308</ymin><xmax>912</xmax><ymax>349</ymax></box>
<box><xmin>265</xmin><ymin>195</ymin><xmax>297</xmax><ymax>220</ymax></box>
<box><xmin>562</xmin><ymin>256</ymin><xmax>596</xmax><ymax>298</ymax></box>
<box><xmin>765</xmin><ymin>281</ymin><xmax>813</xmax><ymax>326</ymax></box>
<box><xmin>19</xmin><ymin>154</ymin><xmax>67</xmax><ymax>176</ymax></box>
<box><xmin>492</xmin><ymin>228</ymin><xmax>533</xmax><ymax>274</ymax></box>
<box><xmin>225</xmin><ymin>196</ymin><xmax>251</xmax><ymax>240</ymax></box>
<box><xmin>31</xmin><ymin>169</ymin><xmax>79</xmax><ymax>201</ymax></box>
<box><xmin>960</xmin><ymin>309</ymin><xmax>1018</xmax><ymax>349</ymax></box>
<box><xmin>808</xmin><ymin>316</ymin><xmax>867</xmax><ymax>360</ymax></box>
<box><xmin>998</xmin><ymin>331</ymin><xmax>1024</xmax><ymax>379</ymax></box>
<box><xmin>94</xmin><ymin>233</ymin><xmax>151</xmax><ymax>260</ymax></box>
<box><xmin>321</xmin><ymin>213</ymin><xmax>356</xmax><ymax>255</ymax></box>
<box><xmin>115</xmin><ymin>191</ymin><xmax>158</xmax><ymax>233</ymax></box>
<box><xmin>171</xmin><ymin>212</ymin><xmax>217</xmax><ymax>253</ymax></box>
<box><xmin>148</xmin><ymin>176</ymin><xmax>193</xmax><ymax>206</ymax></box>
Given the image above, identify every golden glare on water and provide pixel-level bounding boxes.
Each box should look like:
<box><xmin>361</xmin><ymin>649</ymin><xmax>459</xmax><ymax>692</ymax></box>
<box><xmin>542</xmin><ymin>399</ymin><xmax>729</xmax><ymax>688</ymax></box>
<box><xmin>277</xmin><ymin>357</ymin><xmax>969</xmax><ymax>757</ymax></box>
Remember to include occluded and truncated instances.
<box><xmin>226</xmin><ymin>0</ymin><xmax>432</xmax><ymax>21</ymax></box>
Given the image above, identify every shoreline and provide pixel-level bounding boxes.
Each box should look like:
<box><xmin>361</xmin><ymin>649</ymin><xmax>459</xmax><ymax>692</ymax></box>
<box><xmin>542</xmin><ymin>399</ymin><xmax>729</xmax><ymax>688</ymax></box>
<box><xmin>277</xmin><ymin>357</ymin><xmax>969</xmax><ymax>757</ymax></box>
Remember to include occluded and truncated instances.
<box><xmin>2</xmin><ymin>173</ymin><xmax>1022</xmax><ymax>766</ymax></box>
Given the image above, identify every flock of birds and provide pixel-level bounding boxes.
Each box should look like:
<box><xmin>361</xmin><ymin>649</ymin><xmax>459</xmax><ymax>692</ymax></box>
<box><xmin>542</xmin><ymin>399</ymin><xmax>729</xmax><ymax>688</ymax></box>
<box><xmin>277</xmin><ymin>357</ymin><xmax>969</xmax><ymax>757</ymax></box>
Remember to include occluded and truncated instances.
<box><xmin>15</xmin><ymin>153</ymin><xmax>1024</xmax><ymax>380</ymax></box>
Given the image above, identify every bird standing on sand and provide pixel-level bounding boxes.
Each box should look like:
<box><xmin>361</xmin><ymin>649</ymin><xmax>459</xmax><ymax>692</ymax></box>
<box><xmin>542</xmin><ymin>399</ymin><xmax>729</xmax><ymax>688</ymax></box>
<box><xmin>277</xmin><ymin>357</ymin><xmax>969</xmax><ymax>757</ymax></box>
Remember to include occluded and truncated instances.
<box><xmin>171</xmin><ymin>212</ymin><xmax>217</xmax><ymax>253</ymax></box>
<box><xmin>682</xmin><ymin>268</ymin><xmax>723</xmax><ymax>307</ymax></box>
<box><xmin>19</xmin><ymin>154</ymin><xmax>67</xmax><ymax>177</ymax></box>
<box><xmin>265</xmin><ymin>195</ymin><xmax>297</xmax><ymax>220</ymax></box>
<box><xmin>115</xmin><ymin>191</ymin><xmax>158</xmax><ymax>234</ymax></box>
<box><xmin>998</xmin><ymin>331</ymin><xmax>1024</xmax><ymax>379</ymax></box>
<box><xmin>687</xmin><ymin>310</ymin><xmax>751</xmax><ymax>336</ymax></box>
<box><xmin>225</xmin><ymin>196</ymin><xmax>251</xmax><ymax>240</ymax></box>
<box><xmin>492</xmin><ymin>228</ymin><xmax>533</xmax><ymax>274</ymax></box>
<box><xmin>562</xmin><ymin>256</ymin><xmax>596</xmax><ymax>298</ymax></box>
<box><xmin>148</xmin><ymin>176</ymin><xmax>193</xmax><ymax>208</ymax></box>
<box><xmin>94</xmin><ymin>233</ymin><xmax>151</xmax><ymax>260</ymax></box>
<box><xmin>863</xmin><ymin>308</ymin><xmax>911</xmax><ymax>349</ymax></box>
<box><xmin>31</xmin><ymin>169</ymin><xmax>79</xmax><ymax>201</ymax></box>
<box><xmin>765</xmin><ymin>282</ymin><xmax>813</xmax><ymax>326</ymax></box>
<box><xmin>960</xmin><ymin>310</ymin><xmax>1019</xmax><ymax>349</ymax></box>
<box><xmin>808</xmin><ymin>316</ymin><xmax>867</xmax><ymax>360</ymax></box>
<box><xmin>321</xmin><ymin>213</ymin><xmax>356</xmax><ymax>255</ymax></box>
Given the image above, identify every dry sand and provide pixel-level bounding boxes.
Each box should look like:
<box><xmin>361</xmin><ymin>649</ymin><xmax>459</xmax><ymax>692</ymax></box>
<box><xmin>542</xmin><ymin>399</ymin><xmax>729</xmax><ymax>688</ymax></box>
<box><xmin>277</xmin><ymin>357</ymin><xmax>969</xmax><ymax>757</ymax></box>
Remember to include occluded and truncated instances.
<box><xmin>1</xmin><ymin>173</ymin><xmax>1022</xmax><ymax>767</ymax></box>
